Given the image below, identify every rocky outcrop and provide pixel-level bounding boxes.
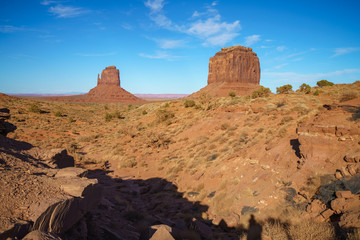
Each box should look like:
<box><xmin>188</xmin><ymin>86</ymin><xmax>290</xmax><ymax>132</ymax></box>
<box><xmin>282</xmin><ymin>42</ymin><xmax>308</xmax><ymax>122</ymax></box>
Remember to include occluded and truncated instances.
<box><xmin>44</xmin><ymin>66</ymin><xmax>143</xmax><ymax>103</ymax></box>
<box><xmin>208</xmin><ymin>45</ymin><xmax>260</xmax><ymax>85</ymax></box>
<box><xmin>191</xmin><ymin>45</ymin><xmax>261</xmax><ymax>97</ymax></box>
<box><xmin>0</xmin><ymin>124</ymin><xmax>101</xmax><ymax>239</ymax></box>
<box><xmin>296</xmin><ymin>101</ymin><xmax>360</xmax><ymax>171</ymax></box>
<box><xmin>97</xmin><ymin>66</ymin><xmax>120</xmax><ymax>87</ymax></box>
<box><xmin>0</xmin><ymin>107</ymin><xmax>16</xmax><ymax>136</ymax></box>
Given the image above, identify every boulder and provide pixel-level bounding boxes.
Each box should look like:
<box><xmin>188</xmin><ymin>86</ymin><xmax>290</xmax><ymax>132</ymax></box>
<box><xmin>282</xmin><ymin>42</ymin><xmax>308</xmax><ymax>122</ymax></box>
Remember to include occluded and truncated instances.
<box><xmin>149</xmin><ymin>225</ymin><xmax>174</xmax><ymax>240</ymax></box>
<box><xmin>55</xmin><ymin>167</ymin><xmax>88</xmax><ymax>178</ymax></box>
<box><xmin>60</xmin><ymin>178</ymin><xmax>98</xmax><ymax>197</ymax></box>
<box><xmin>23</xmin><ymin>230</ymin><xmax>62</xmax><ymax>240</ymax></box>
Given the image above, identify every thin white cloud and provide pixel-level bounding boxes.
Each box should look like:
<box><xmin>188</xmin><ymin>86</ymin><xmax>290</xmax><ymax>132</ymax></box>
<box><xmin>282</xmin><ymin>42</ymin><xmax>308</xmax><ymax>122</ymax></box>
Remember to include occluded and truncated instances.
<box><xmin>275</xmin><ymin>48</ymin><xmax>316</xmax><ymax>61</ymax></box>
<box><xmin>49</xmin><ymin>4</ymin><xmax>90</xmax><ymax>18</ymax></box>
<box><xmin>139</xmin><ymin>51</ymin><xmax>181</xmax><ymax>61</ymax></box>
<box><xmin>144</xmin><ymin>1</ymin><xmax>241</xmax><ymax>46</ymax></box>
<box><xmin>153</xmin><ymin>39</ymin><xmax>186</xmax><ymax>49</ymax></box>
<box><xmin>41</xmin><ymin>0</ymin><xmax>60</xmax><ymax>5</ymax></box>
<box><xmin>0</xmin><ymin>25</ymin><xmax>23</xmax><ymax>33</ymax></box>
<box><xmin>274</xmin><ymin>63</ymin><xmax>288</xmax><ymax>69</ymax></box>
<box><xmin>121</xmin><ymin>23</ymin><xmax>133</xmax><ymax>30</ymax></box>
<box><xmin>276</xmin><ymin>46</ymin><xmax>286</xmax><ymax>52</ymax></box>
<box><xmin>263</xmin><ymin>69</ymin><xmax>360</xmax><ymax>83</ymax></box>
<box><xmin>144</xmin><ymin>0</ymin><xmax>165</xmax><ymax>13</ymax></box>
<box><xmin>76</xmin><ymin>52</ymin><xmax>117</xmax><ymax>57</ymax></box>
<box><xmin>331</xmin><ymin>47</ymin><xmax>360</xmax><ymax>58</ymax></box>
<box><xmin>244</xmin><ymin>35</ymin><xmax>260</xmax><ymax>46</ymax></box>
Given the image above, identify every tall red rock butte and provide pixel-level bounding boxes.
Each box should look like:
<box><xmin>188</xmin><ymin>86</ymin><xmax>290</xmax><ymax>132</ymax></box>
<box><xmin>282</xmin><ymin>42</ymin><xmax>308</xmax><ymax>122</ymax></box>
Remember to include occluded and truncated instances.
<box><xmin>191</xmin><ymin>45</ymin><xmax>260</xmax><ymax>97</ymax></box>
<box><xmin>46</xmin><ymin>66</ymin><xmax>143</xmax><ymax>103</ymax></box>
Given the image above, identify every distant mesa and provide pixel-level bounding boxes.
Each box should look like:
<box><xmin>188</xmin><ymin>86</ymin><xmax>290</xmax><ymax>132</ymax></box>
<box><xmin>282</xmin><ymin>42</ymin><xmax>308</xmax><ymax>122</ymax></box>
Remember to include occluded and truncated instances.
<box><xmin>45</xmin><ymin>66</ymin><xmax>143</xmax><ymax>103</ymax></box>
<box><xmin>191</xmin><ymin>45</ymin><xmax>260</xmax><ymax>97</ymax></box>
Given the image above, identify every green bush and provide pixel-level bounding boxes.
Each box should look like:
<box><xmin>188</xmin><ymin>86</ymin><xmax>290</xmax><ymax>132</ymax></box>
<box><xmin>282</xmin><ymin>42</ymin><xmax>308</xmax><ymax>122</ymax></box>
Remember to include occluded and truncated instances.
<box><xmin>53</xmin><ymin>111</ymin><xmax>62</xmax><ymax>117</ymax></box>
<box><xmin>276</xmin><ymin>84</ymin><xmax>293</xmax><ymax>94</ymax></box>
<box><xmin>252</xmin><ymin>86</ymin><xmax>271</xmax><ymax>98</ymax></box>
<box><xmin>313</xmin><ymin>89</ymin><xmax>319</xmax><ymax>96</ymax></box>
<box><xmin>184</xmin><ymin>99</ymin><xmax>195</xmax><ymax>108</ymax></box>
<box><xmin>142</xmin><ymin>110</ymin><xmax>148</xmax><ymax>115</ymax></box>
<box><xmin>228</xmin><ymin>91</ymin><xmax>236</xmax><ymax>98</ymax></box>
<box><xmin>29</xmin><ymin>104</ymin><xmax>41</xmax><ymax>113</ymax></box>
<box><xmin>317</xmin><ymin>80</ymin><xmax>334</xmax><ymax>88</ymax></box>
<box><xmin>68</xmin><ymin>117</ymin><xmax>75</xmax><ymax>123</ymax></box>
<box><xmin>340</xmin><ymin>90</ymin><xmax>358</xmax><ymax>102</ymax></box>
<box><xmin>299</xmin><ymin>83</ymin><xmax>311</xmax><ymax>94</ymax></box>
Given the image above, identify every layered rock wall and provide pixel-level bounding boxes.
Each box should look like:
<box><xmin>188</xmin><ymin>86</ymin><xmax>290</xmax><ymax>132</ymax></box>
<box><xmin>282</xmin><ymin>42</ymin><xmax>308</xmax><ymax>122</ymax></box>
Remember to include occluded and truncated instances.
<box><xmin>97</xmin><ymin>66</ymin><xmax>120</xmax><ymax>87</ymax></box>
<box><xmin>208</xmin><ymin>46</ymin><xmax>260</xmax><ymax>85</ymax></box>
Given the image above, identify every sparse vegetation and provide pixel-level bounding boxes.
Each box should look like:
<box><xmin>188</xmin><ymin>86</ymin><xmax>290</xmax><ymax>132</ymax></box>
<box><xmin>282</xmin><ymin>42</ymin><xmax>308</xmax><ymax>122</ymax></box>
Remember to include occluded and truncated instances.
<box><xmin>317</xmin><ymin>79</ymin><xmax>334</xmax><ymax>88</ymax></box>
<box><xmin>53</xmin><ymin>111</ymin><xmax>62</xmax><ymax>117</ymax></box>
<box><xmin>228</xmin><ymin>91</ymin><xmax>236</xmax><ymax>97</ymax></box>
<box><xmin>276</xmin><ymin>84</ymin><xmax>293</xmax><ymax>94</ymax></box>
<box><xmin>156</xmin><ymin>109</ymin><xmax>174</xmax><ymax>123</ymax></box>
<box><xmin>28</xmin><ymin>104</ymin><xmax>41</xmax><ymax>113</ymax></box>
<box><xmin>299</xmin><ymin>83</ymin><xmax>311</xmax><ymax>94</ymax></box>
<box><xmin>184</xmin><ymin>99</ymin><xmax>195</xmax><ymax>108</ymax></box>
<box><xmin>252</xmin><ymin>86</ymin><xmax>271</xmax><ymax>98</ymax></box>
<box><xmin>313</xmin><ymin>89</ymin><xmax>320</xmax><ymax>96</ymax></box>
<box><xmin>340</xmin><ymin>90</ymin><xmax>358</xmax><ymax>102</ymax></box>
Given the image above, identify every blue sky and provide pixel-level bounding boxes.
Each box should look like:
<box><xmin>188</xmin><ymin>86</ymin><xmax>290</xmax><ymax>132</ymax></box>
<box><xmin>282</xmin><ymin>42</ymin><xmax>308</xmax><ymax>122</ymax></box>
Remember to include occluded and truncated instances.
<box><xmin>1</xmin><ymin>0</ymin><xmax>359</xmax><ymax>94</ymax></box>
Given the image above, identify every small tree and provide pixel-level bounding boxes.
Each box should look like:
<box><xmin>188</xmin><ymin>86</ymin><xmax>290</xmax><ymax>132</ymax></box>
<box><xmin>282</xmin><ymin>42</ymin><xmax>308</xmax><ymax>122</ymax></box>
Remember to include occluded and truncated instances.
<box><xmin>276</xmin><ymin>84</ymin><xmax>293</xmax><ymax>94</ymax></box>
<box><xmin>299</xmin><ymin>83</ymin><xmax>311</xmax><ymax>94</ymax></box>
<box><xmin>252</xmin><ymin>86</ymin><xmax>271</xmax><ymax>98</ymax></box>
<box><xmin>228</xmin><ymin>91</ymin><xmax>236</xmax><ymax>98</ymax></box>
<box><xmin>317</xmin><ymin>80</ymin><xmax>334</xmax><ymax>88</ymax></box>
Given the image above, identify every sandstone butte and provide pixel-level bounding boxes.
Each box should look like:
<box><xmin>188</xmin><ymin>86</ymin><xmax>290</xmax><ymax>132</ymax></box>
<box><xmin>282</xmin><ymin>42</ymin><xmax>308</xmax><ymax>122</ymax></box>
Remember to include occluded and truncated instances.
<box><xmin>191</xmin><ymin>45</ymin><xmax>261</xmax><ymax>97</ymax></box>
<box><xmin>45</xmin><ymin>66</ymin><xmax>143</xmax><ymax>103</ymax></box>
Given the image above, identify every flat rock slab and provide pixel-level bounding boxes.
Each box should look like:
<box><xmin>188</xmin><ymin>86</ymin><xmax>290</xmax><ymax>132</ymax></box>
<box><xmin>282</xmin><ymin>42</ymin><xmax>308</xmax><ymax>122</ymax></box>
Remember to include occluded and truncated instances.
<box><xmin>55</xmin><ymin>167</ymin><xmax>88</xmax><ymax>178</ymax></box>
<box><xmin>60</xmin><ymin>178</ymin><xmax>98</xmax><ymax>197</ymax></box>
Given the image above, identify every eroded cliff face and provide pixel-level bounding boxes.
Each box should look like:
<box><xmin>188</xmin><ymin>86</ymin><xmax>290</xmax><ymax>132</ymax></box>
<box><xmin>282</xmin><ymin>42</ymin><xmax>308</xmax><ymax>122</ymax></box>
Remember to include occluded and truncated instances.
<box><xmin>208</xmin><ymin>46</ymin><xmax>260</xmax><ymax>85</ymax></box>
<box><xmin>97</xmin><ymin>66</ymin><xmax>120</xmax><ymax>87</ymax></box>
<box><xmin>190</xmin><ymin>45</ymin><xmax>261</xmax><ymax>97</ymax></box>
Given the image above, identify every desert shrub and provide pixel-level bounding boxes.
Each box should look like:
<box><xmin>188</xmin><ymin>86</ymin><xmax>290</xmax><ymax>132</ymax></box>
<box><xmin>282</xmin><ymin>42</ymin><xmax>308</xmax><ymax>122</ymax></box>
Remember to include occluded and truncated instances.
<box><xmin>313</xmin><ymin>89</ymin><xmax>319</xmax><ymax>96</ymax></box>
<box><xmin>228</xmin><ymin>91</ymin><xmax>236</xmax><ymax>97</ymax></box>
<box><xmin>156</xmin><ymin>109</ymin><xmax>174</xmax><ymax>123</ymax></box>
<box><xmin>53</xmin><ymin>111</ymin><xmax>62</xmax><ymax>117</ymax></box>
<box><xmin>317</xmin><ymin>80</ymin><xmax>334</xmax><ymax>88</ymax></box>
<box><xmin>112</xmin><ymin>110</ymin><xmax>123</xmax><ymax>119</ymax></box>
<box><xmin>104</xmin><ymin>105</ymin><xmax>109</xmax><ymax>110</ymax></box>
<box><xmin>105</xmin><ymin>112</ymin><xmax>113</xmax><ymax>122</ymax></box>
<box><xmin>199</xmin><ymin>93</ymin><xmax>213</xmax><ymax>110</ymax></box>
<box><xmin>276</xmin><ymin>84</ymin><xmax>293</xmax><ymax>94</ymax></box>
<box><xmin>299</xmin><ymin>83</ymin><xmax>311</xmax><ymax>94</ymax></box>
<box><xmin>68</xmin><ymin>117</ymin><xmax>75</xmax><ymax>123</ymax></box>
<box><xmin>29</xmin><ymin>104</ymin><xmax>41</xmax><ymax>113</ymax></box>
<box><xmin>340</xmin><ymin>90</ymin><xmax>358</xmax><ymax>102</ymax></box>
<box><xmin>221</xmin><ymin>123</ymin><xmax>230</xmax><ymax>130</ymax></box>
<box><xmin>252</xmin><ymin>86</ymin><xmax>271</xmax><ymax>99</ymax></box>
<box><xmin>280</xmin><ymin>116</ymin><xmax>294</xmax><ymax>125</ymax></box>
<box><xmin>184</xmin><ymin>99</ymin><xmax>195</xmax><ymax>108</ymax></box>
<box><xmin>142</xmin><ymin>110</ymin><xmax>148</xmax><ymax>115</ymax></box>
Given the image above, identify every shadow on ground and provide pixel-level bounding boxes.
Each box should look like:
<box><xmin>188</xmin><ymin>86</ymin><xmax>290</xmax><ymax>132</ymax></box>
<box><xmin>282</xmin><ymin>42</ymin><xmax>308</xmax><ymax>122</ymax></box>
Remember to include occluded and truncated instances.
<box><xmin>62</xmin><ymin>169</ymin><xmax>267</xmax><ymax>239</ymax></box>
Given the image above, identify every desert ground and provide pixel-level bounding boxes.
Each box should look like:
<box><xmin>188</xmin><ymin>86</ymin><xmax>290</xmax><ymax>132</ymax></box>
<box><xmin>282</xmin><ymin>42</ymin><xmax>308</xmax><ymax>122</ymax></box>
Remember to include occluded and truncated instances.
<box><xmin>0</xmin><ymin>81</ymin><xmax>359</xmax><ymax>239</ymax></box>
